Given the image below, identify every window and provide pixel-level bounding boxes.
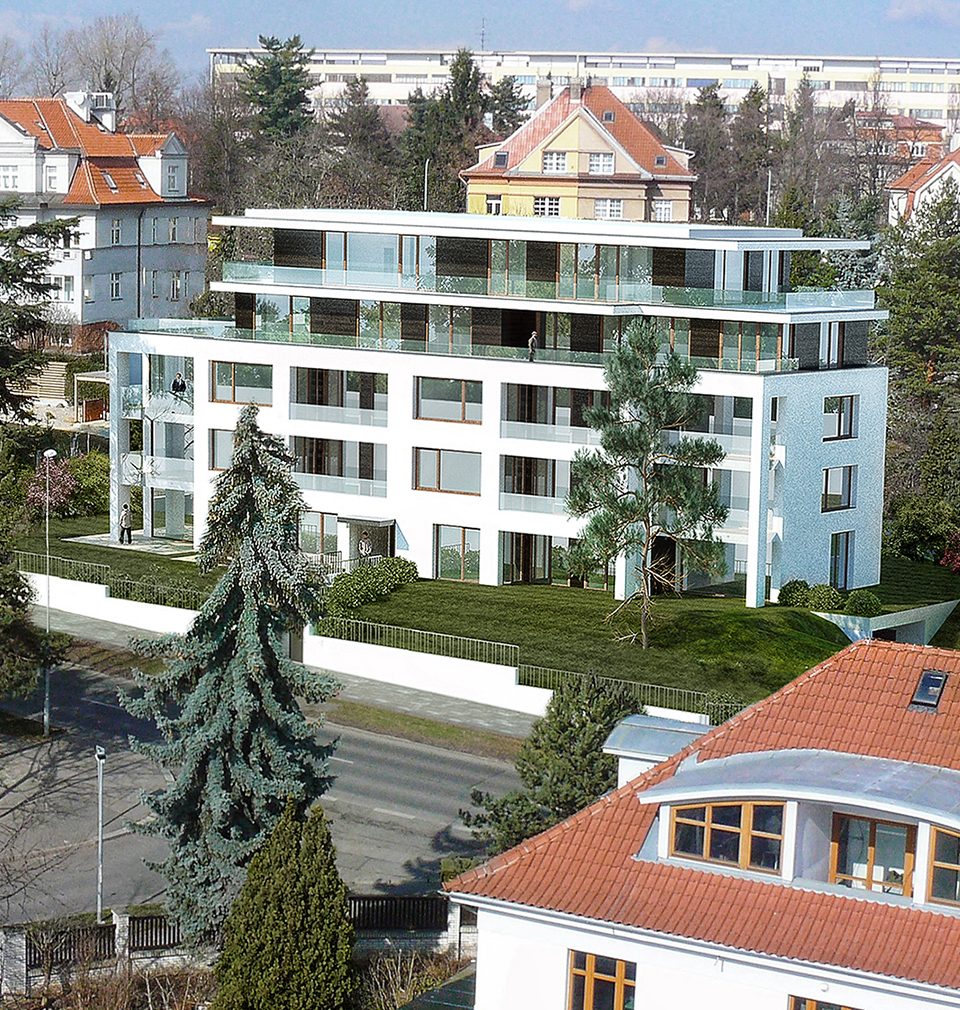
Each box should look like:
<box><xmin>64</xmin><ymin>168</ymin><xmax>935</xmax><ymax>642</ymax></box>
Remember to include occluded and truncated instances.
<box><xmin>435</xmin><ymin>525</ymin><xmax>480</xmax><ymax>581</ymax></box>
<box><xmin>594</xmin><ymin>198</ymin><xmax>623</xmax><ymax>220</ymax></box>
<box><xmin>485</xmin><ymin>194</ymin><xmax>502</xmax><ymax>215</ymax></box>
<box><xmin>533</xmin><ymin>196</ymin><xmax>560</xmax><ymax>217</ymax></box>
<box><xmin>167</xmin><ymin>163</ymin><xmax>179</xmax><ymax>191</ymax></box>
<box><xmin>602</xmin><ymin>110</ymin><xmax>615</xmax><ymax>122</ymax></box>
<box><xmin>830</xmin><ymin>531</ymin><xmax>854</xmax><ymax>590</ymax></box>
<box><xmin>822</xmin><ymin>466</ymin><xmax>857</xmax><ymax>512</ymax></box>
<box><xmin>830</xmin><ymin>814</ymin><xmax>915</xmax><ymax>895</ymax></box>
<box><xmin>299</xmin><ymin>510</ymin><xmax>338</xmax><ymax>555</ymax></box>
<box><xmin>493</xmin><ymin>151</ymin><xmax>509</xmax><ymax>168</ymax></box>
<box><xmin>671</xmin><ymin>802</ymin><xmax>784</xmax><ymax>872</ymax></box>
<box><xmin>110</xmin><ymin>272</ymin><xmax>122</xmax><ymax>300</ymax></box>
<box><xmin>822</xmin><ymin>395</ymin><xmax>857</xmax><ymax>440</ymax></box>
<box><xmin>542</xmin><ymin>150</ymin><xmax>567</xmax><ymax>173</ymax></box>
<box><xmin>416</xmin><ymin>377</ymin><xmax>481</xmax><ymax>422</ymax></box>
<box><xmin>931</xmin><ymin>828</ymin><xmax>960</xmax><ymax>906</ymax></box>
<box><xmin>110</xmin><ymin>218</ymin><xmax>122</xmax><ymax>245</ymax></box>
<box><xmin>1</xmin><ymin>164</ymin><xmax>19</xmax><ymax>188</ymax></box>
<box><xmin>913</xmin><ymin>669</ymin><xmax>948</xmax><ymax>708</ymax></box>
<box><xmin>652</xmin><ymin>198</ymin><xmax>673</xmax><ymax>222</ymax></box>
<box><xmin>62</xmin><ymin>276</ymin><xmax>74</xmax><ymax>302</ymax></box>
<box><xmin>170</xmin><ymin>270</ymin><xmax>182</xmax><ymax>301</ymax></box>
<box><xmin>654</xmin><ymin>155</ymin><xmax>667</xmax><ymax>167</ymax></box>
<box><xmin>102</xmin><ymin>171</ymin><xmax>117</xmax><ymax>192</ymax></box>
<box><xmin>209</xmin><ymin>429</ymin><xmax>234</xmax><ymax>469</ymax></box>
<box><xmin>150</xmin><ymin>270</ymin><xmax>159</xmax><ymax>297</ymax></box>
<box><xmin>211</xmin><ymin>361</ymin><xmax>273</xmax><ymax>405</ymax></box>
<box><xmin>588</xmin><ymin>152</ymin><xmax>614</xmax><ymax>175</ymax></box>
<box><xmin>45</xmin><ymin>164</ymin><xmax>57</xmax><ymax>191</ymax></box>
<box><xmin>169</xmin><ymin>217</ymin><xmax>178</xmax><ymax>243</ymax></box>
<box><xmin>568</xmin><ymin>951</ymin><xmax>635</xmax><ymax>1010</ymax></box>
<box><xmin>790</xmin><ymin>999</ymin><xmax>864</xmax><ymax>1010</ymax></box>
<box><xmin>414</xmin><ymin>448</ymin><xmax>481</xmax><ymax>495</ymax></box>
<box><xmin>151</xmin><ymin>217</ymin><xmax>160</xmax><ymax>243</ymax></box>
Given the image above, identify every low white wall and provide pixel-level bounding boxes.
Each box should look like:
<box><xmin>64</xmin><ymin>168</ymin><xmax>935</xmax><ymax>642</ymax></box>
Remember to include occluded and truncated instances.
<box><xmin>304</xmin><ymin>633</ymin><xmax>552</xmax><ymax>717</ymax></box>
<box><xmin>26</xmin><ymin>573</ymin><xmax>198</xmax><ymax>636</ymax></box>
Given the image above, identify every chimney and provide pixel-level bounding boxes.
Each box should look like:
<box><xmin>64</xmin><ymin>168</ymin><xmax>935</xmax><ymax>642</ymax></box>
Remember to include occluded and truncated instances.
<box><xmin>570</xmin><ymin>77</ymin><xmax>583</xmax><ymax>102</ymax></box>
<box><xmin>536</xmin><ymin>77</ymin><xmax>552</xmax><ymax>108</ymax></box>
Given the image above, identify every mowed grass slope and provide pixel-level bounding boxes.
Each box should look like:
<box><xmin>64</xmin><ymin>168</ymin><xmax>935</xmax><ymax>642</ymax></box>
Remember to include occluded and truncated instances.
<box><xmin>361</xmin><ymin>581</ymin><xmax>850</xmax><ymax>702</ymax></box>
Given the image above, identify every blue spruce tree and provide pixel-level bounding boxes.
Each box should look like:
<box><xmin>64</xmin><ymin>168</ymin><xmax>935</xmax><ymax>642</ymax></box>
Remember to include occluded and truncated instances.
<box><xmin>122</xmin><ymin>404</ymin><xmax>338</xmax><ymax>944</ymax></box>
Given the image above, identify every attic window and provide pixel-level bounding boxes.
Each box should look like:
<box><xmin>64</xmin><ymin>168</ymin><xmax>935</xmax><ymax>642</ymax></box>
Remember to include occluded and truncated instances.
<box><xmin>134</xmin><ymin>172</ymin><xmax>147</xmax><ymax>189</ymax></box>
<box><xmin>602</xmin><ymin>110</ymin><xmax>615</xmax><ymax>122</ymax></box>
<box><xmin>655</xmin><ymin>155</ymin><xmax>667</xmax><ymax>167</ymax></box>
<box><xmin>102</xmin><ymin>172</ymin><xmax>118</xmax><ymax>192</ymax></box>
<box><xmin>912</xmin><ymin>669</ymin><xmax>948</xmax><ymax>709</ymax></box>
<box><xmin>494</xmin><ymin>151</ymin><xmax>509</xmax><ymax>168</ymax></box>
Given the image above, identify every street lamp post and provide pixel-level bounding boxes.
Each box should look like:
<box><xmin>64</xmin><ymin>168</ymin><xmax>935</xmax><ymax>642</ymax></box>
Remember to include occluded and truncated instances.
<box><xmin>423</xmin><ymin>158</ymin><xmax>430</xmax><ymax>211</ymax></box>
<box><xmin>42</xmin><ymin>447</ymin><xmax>57</xmax><ymax>738</ymax></box>
<box><xmin>96</xmin><ymin>745</ymin><xmax>106</xmax><ymax>921</ymax></box>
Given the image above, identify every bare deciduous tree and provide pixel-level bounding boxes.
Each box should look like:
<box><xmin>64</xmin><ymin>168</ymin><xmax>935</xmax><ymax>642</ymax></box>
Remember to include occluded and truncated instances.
<box><xmin>629</xmin><ymin>85</ymin><xmax>687</xmax><ymax>145</ymax></box>
<box><xmin>0</xmin><ymin>35</ymin><xmax>25</xmax><ymax>99</ymax></box>
<box><xmin>29</xmin><ymin>24</ymin><xmax>73</xmax><ymax>96</ymax></box>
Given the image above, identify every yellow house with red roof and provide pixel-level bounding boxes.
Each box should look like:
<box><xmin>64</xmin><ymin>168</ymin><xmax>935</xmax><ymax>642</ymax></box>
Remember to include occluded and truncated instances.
<box><xmin>462</xmin><ymin>84</ymin><xmax>695</xmax><ymax>222</ymax></box>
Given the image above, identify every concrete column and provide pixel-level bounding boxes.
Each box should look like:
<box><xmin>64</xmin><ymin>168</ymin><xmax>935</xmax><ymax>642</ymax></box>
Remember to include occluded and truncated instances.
<box><xmin>112</xmin><ymin>911</ymin><xmax>130</xmax><ymax>968</ymax></box>
<box><xmin>0</xmin><ymin>927</ymin><xmax>27</xmax><ymax>995</ymax></box>
<box><xmin>745</xmin><ymin>386</ymin><xmax>772</xmax><ymax>609</ymax></box>
<box><xmin>109</xmin><ymin>348</ymin><xmax>130</xmax><ymax>543</ymax></box>
<box><xmin>479</xmin><ymin>377</ymin><xmax>504</xmax><ymax>587</ymax></box>
<box><xmin>165</xmin><ymin>490</ymin><xmax>186</xmax><ymax>539</ymax></box>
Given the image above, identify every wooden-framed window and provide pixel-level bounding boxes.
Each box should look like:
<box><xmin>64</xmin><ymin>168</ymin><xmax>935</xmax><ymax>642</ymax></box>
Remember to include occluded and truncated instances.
<box><xmin>435</xmin><ymin>525</ymin><xmax>480</xmax><ymax>581</ymax></box>
<box><xmin>929</xmin><ymin>828</ymin><xmax>960</xmax><ymax>906</ymax></box>
<box><xmin>415</xmin><ymin>377</ymin><xmax>481</xmax><ymax>423</ymax></box>
<box><xmin>829</xmin><ymin>814</ymin><xmax>915</xmax><ymax>896</ymax></box>
<box><xmin>210</xmin><ymin>361</ymin><xmax>272</xmax><ymax>405</ymax></box>
<box><xmin>209</xmin><ymin>429</ymin><xmax>234</xmax><ymax>470</ymax></box>
<box><xmin>789</xmin><ymin>998</ymin><xmax>863</xmax><ymax>1010</ymax></box>
<box><xmin>671</xmin><ymin>802</ymin><xmax>784</xmax><ymax>873</ymax></box>
<box><xmin>568</xmin><ymin>951</ymin><xmax>636</xmax><ymax>1010</ymax></box>
<box><xmin>413</xmin><ymin>448</ymin><xmax>481</xmax><ymax>495</ymax></box>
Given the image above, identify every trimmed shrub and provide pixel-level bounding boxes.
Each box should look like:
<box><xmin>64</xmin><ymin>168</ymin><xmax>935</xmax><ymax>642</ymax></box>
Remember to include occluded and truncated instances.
<box><xmin>778</xmin><ymin>579</ymin><xmax>811</xmax><ymax>607</ymax></box>
<box><xmin>325</xmin><ymin>557</ymin><xmax>419</xmax><ymax>617</ymax></box>
<box><xmin>807</xmin><ymin>583</ymin><xmax>845</xmax><ymax>613</ymax></box>
<box><xmin>377</xmin><ymin>556</ymin><xmax>419</xmax><ymax>590</ymax></box>
<box><xmin>844</xmin><ymin>589</ymin><xmax>883</xmax><ymax>618</ymax></box>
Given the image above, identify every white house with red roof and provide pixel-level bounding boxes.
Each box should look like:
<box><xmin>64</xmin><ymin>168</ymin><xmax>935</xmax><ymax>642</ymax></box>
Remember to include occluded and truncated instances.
<box><xmin>449</xmin><ymin>640</ymin><xmax>960</xmax><ymax>1009</ymax></box>
<box><xmin>886</xmin><ymin>149</ymin><xmax>960</xmax><ymax>225</ymax></box>
<box><xmin>0</xmin><ymin>91</ymin><xmax>209</xmax><ymax>342</ymax></box>
<box><xmin>462</xmin><ymin>84</ymin><xmax>695</xmax><ymax>223</ymax></box>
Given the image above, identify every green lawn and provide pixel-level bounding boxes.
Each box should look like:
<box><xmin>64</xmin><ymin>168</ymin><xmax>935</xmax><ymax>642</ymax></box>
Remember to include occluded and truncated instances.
<box><xmin>13</xmin><ymin>515</ymin><xmax>219</xmax><ymax>594</ymax></box>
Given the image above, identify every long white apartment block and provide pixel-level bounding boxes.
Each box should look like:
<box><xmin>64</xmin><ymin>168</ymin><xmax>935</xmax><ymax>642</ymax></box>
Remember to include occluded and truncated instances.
<box><xmin>209</xmin><ymin>46</ymin><xmax>960</xmax><ymax>126</ymax></box>
<box><xmin>108</xmin><ymin>209</ymin><xmax>887</xmax><ymax>608</ymax></box>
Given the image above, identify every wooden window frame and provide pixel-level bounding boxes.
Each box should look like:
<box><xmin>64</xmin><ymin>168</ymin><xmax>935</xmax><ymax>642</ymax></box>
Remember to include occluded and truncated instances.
<box><xmin>670</xmin><ymin>801</ymin><xmax>784</xmax><ymax>874</ymax></box>
<box><xmin>415</xmin><ymin>377</ymin><xmax>482</xmax><ymax>424</ymax></box>
<box><xmin>929</xmin><ymin>827</ymin><xmax>960</xmax><ymax>907</ymax></box>
<box><xmin>567</xmin><ymin>951</ymin><xmax>636</xmax><ymax>1010</ymax></box>
<box><xmin>434</xmin><ymin>524</ymin><xmax>480</xmax><ymax>582</ymax></box>
<box><xmin>413</xmin><ymin>447</ymin><xmax>481</xmax><ymax>496</ymax></box>
<box><xmin>210</xmin><ymin>361</ymin><xmax>272</xmax><ymax>405</ymax></box>
<box><xmin>789</xmin><ymin>998</ymin><xmax>864</xmax><ymax>1010</ymax></box>
<box><xmin>828</xmin><ymin>813</ymin><xmax>916</xmax><ymax>896</ymax></box>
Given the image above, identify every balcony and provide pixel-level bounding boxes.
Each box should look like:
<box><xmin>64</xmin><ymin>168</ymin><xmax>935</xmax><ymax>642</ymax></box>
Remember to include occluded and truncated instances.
<box><xmin>289</xmin><ymin>402</ymin><xmax>388</xmax><ymax>427</ymax></box>
<box><xmin>663</xmin><ymin>427</ymin><xmax>753</xmax><ymax>458</ymax></box>
<box><xmin>141</xmin><ymin>456</ymin><xmax>194</xmax><ymax>483</ymax></box>
<box><xmin>500</xmin><ymin>420</ymin><xmax>601</xmax><ymax>445</ymax></box>
<box><xmin>120</xmin><ymin>385</ymin><xmax>143</xmax><ymax>418</ymax></box>
<box><xmin>499</xmin><ymin>492</ymin><xmax>570</xmax><ymax>515</ymax></box>
<box><xmin>145</xmin><ymin>389</ymin><xmax>194</xmax><ymax>420</ymax></box>
<box><xmin>292</xmin><ymin>472</ymin><xmax>387</xmax><ymax>497</ymax></box>
<box><xmin>221</xmin><ymin>260</ymin><xmax>877</xmax><ymax>314</ymax></box>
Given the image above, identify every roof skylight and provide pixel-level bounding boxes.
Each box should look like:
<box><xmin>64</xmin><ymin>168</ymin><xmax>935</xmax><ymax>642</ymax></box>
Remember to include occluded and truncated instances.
<box><xmin>912</xmin><ymin>669</ymin><xmax>948</xmax><ymax>709</ymax></box>
<box><xmin>102</xmin><ymin>171</ymin><xmax>118</xmax><ymax>192</ymax></box>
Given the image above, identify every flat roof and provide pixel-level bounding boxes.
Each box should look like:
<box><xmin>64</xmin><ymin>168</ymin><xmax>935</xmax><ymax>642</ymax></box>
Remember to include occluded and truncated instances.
<box><xmin>213</xmin><ymin>208</ymin><xmax>870</xmax><ymax>253</ymax></box>
<box><xmin>604</xmin><ymin>714</ymin><xmax>709</xmax><ymax>762</ymax></box>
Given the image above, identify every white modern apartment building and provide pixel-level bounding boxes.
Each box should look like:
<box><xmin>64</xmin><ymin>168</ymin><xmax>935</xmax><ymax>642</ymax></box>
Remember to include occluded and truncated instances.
<box><xmin>107</xmin><ymin>209</ymin><xmax>887</xmax><ymax>608</ymax></box>
<box><xmin>208</xmin><ymin>46</ymin><xmax>960</xmax><ymax>126</ymax></box>
<box><xmin>0</xmin><ymin>92</ymin><xmax>208</xmax><ymax>344</ymax></box>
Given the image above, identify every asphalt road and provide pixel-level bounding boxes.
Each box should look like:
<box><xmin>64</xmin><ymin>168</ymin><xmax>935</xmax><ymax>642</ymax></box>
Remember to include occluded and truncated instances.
<box><xmin>0</xmin><ymin>667</ymin><xmax>519</xmax><ymax>923</ymax></box>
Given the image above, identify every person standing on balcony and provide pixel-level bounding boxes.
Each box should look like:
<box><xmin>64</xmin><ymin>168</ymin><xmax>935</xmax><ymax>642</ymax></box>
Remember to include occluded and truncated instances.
<box><xmin>171</xmin><ymin>372</ymin><xmax>187</xmax><ymax>396</ymax></box>
<box><xmin>119</xmin><ymin>503</ymin><xmax>133</xmax><ymax>544</ymax></box>
<box><xmin>528</xmin><ymin>330</ymin><xmax>538</xmax><ymax>361</ymax></box>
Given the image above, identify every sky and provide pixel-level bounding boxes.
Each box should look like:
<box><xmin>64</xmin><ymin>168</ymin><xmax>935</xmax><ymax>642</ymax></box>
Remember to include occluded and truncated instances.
<box><xmin>5</xmin><ymin>0</ymin><xmax>960</xmax><ymax>81</ymax></box>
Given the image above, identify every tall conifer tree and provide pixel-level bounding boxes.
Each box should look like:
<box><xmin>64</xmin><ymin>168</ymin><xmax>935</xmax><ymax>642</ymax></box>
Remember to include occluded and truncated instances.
<box><xmin>123</xmin><ymin>405</ymin><xmax>338</xmax><ymax>944</ymax></box>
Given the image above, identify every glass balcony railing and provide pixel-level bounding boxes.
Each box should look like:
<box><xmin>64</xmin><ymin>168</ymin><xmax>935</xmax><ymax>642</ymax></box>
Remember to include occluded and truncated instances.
<box><xmin>120</xmin><ymin>385</ymin><xmax>143</xmax><ymax>418</ymax></box>
<box><xmin>292</xmin><ymin>472</ymin><xmax>387</xmax><ymax>497</ymax></box>
<box><xmin>125</xmin><ymin>320</ymin><xmax>801</xmax><ymax>374</ymax></box>
<box><xmin>663</xmin><ymin>428</ymin><xmax>753</xmax><ymax>458</ymax></box>
<box><xmin>289</xmin><ymin>402</ymin><xmax>388</xmax><ymax>427</ymax></box>
<box><xmin>145</xmin><ymin>389</ymin><xmax>194</xmax><ymax>418</ymax></box>
<box><xmin>499</xmin><ymin>491</ymin><xmax>571</xmax><ymax>515</ymax></box>
<box><xmin>120</xmin><ymin>451</ymin><xmax>142</xmax><ymax>484</ymax></box>
<box><xmin>221</xmin><ymin>261</ymin><xmax>877</xmax><ymax>313</ymax></box>
<box><xmin>500</xmin><ymin>420</ymin><xmax>602</xmax><ymax>445</ymax></box>
<box><xmin>142</xmin><ymin>456</ymin><xmax>194</xmax><ymax>483</ymax></box>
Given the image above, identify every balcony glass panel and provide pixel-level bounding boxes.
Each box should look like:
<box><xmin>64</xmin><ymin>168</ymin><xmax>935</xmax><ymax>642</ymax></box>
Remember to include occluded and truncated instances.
<box><xmin>293</xmin><ymin>472</ymin><xmax>386</xmax><ymax>497</ymax></box>
<box><xmin>120</xmin><ymin>385</ymin><xmax>143</xmax><ymax>417</ymax></box>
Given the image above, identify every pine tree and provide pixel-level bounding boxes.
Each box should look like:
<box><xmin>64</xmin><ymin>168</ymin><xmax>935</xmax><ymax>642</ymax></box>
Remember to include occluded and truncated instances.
<box><xmin>213</xmin><ymin>802</ymin><xmax>355</xmax><ymax>1010</ymax></box>
<box><xmin>825</xmin><ymin>194</ymin><xmax>879</xmax><ymax>290</ymax></box>
<box><xmin>683</xmin><ymin>84</ymin><xmax>731</xmax><ymax>221</ymax></box>
<box><xmin>462</xmin><ymin>676</ymin><xmax>634</xmax><ymax>855</ymax></box>
<box><xmin>566</xmin><ymin>319</ymin><xmax>728</xmax><ymax>649</ymax></box>
<box><xmin>488</xmin><ymin>75</ymin><xmax>528</xmax><ymax>136</ymax></box>
<box><xmin>730</xmin><ymin>84</ymin><xmax>770</xmax><ymax>222</ymax></box>
<box><xmin>0</xmin><ymin>199</ymin><xmax>77</xmax><ymax>419</ymax></box>
<box><xmin>242</xmin><ymin>35</ymin><xmax>313</xmax><ymax>141</ymax></box>
<box><xmin>122</xmin><ymin>405</ymin><xmax>338</xmax><ymax>945</ymax></box>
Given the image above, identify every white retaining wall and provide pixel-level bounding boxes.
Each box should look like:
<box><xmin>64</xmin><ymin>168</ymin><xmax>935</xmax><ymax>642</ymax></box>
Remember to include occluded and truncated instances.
<box><xmin>304</xmin><ymin>633</ymin><xmax>552</xmax><ymax>717</ymax></box>
<box><xmin>26</xmin><ymin>573</ymin><xmax>198</xmax><ymax>635</ymax></box>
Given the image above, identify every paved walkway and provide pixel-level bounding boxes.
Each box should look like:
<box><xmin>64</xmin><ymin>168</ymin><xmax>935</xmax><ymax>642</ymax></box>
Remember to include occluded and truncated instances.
<box><xmin>33</xmin><ymin>607</ymin><xmax>536</xmax><ymax>739</ymax></box>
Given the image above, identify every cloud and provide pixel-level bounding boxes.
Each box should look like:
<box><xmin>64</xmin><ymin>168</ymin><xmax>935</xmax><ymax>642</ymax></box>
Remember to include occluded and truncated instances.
<box><xmin>886</xmin><ymin>0</ymin><xmax>960</xmax><ymax>26</ymax></box>
<box><xmin>157</xmin><ymin>13</ymin><xmax>215</xmax><ymax>40</ymax></box>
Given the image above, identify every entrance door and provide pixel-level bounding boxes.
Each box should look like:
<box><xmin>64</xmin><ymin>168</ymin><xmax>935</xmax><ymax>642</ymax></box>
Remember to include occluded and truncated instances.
<box><xmin>650</xmin><ymin>536</ymin><xmax>678</xmax><ymax>594</ymax></box>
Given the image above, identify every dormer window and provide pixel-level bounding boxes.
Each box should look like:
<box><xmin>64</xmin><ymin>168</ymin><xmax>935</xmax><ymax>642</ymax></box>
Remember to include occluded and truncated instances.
<box><xmin>830</xmin><ymin>814</ymin><xmax>915</xmax><ymax>896</ymax></box>
<box><xmin>655</xmin><ymin>155</ymin><xmax>667</xmax><ymax>167</ymax></box>
<box><xmin>494</xmin><ymin>151</ymin><xmax>509</xmax><ymax>168</ymax></box>
<box><xmin>671</xmin><ymin>802</ymin><xmax>784</xmax><ymax>873</ymax></box>
<box><xmin>167</xmin><ymin>163</ymin><xmax>180</xmax><ymax>192</ymax></box>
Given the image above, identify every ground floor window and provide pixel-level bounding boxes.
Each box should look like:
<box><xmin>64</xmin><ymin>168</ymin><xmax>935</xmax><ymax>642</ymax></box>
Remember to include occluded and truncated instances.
<box><xmin>300</xmin><ymin>511</ymin><xmax>338</xmax><ymax>556</ymax></box>
<box><xmin>568</xmin><ymin>951</ymin><xmax>635</xmax><ymax>1010</ymax></box>
<box><xmin>500</xmin><ymin>533</ymin><xmax>613</xmax><ymax>589</ymax></box>
<box><xmin>434</xmin><ymin>525</ymin><xmax>479</xmax><ymax>581</ymax></box>
<box><xmin>829</xmin><ymin>530</ymin><xmax>854</xmax><ymax>590</ymax></box>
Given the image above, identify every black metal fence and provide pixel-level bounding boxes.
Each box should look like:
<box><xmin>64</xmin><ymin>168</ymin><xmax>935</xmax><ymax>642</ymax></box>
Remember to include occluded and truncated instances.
<box><xmin>348</xmin><ymin>895</ymin><xmax>449</xmax><ymax>932</ymax></box>
<box><xmin>25</xmin><ymin>924</ymin><xmax>116</xmax><ymax>970</ymax></box>
<box><xmin>128</xmin><ymin>915</ymin><xmax>182</xmax><ymax>952</ymax></box>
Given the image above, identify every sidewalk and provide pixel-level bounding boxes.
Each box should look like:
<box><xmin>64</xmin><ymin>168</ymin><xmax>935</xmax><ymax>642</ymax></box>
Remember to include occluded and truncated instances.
<box><xmin>32</xmin><ymin>607</ymin><xmax>536</xmax><ymax>739</ymax></box>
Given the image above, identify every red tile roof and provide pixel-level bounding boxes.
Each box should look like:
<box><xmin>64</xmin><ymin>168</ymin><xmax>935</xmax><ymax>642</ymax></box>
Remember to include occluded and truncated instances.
<box><xmin>450</xmin><ymin>641</ymin><xmax>960</xmax><ymax>992</ymax></box>
<box><xmin>462</xmin><ymin>85</ymin><xmax>694</xmax><ymax>180</ymax></box>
